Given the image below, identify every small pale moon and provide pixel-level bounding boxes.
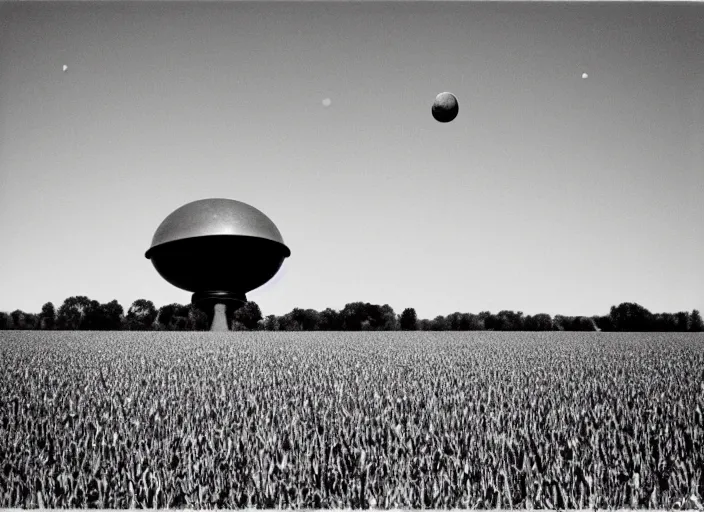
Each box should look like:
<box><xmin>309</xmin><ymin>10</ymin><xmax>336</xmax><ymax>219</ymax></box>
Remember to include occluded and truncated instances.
<box><xmin>582</xmin><ymin>72</ymin><xmax>588</xmax><ymax>79</ymax></box>
<box><xmin>432</xmin><ymin>92</ymin><xmax>459</xmax><ymax>123</ymax></box>
<box><xmin>322</xmin><ymin>98</ymin><xmax>331</xmax><ymax>107</ymax></box>
<box><xmin>62</xmin><ymin>65</ymin><xmax>68</xmax><ymax>72</ymax></box>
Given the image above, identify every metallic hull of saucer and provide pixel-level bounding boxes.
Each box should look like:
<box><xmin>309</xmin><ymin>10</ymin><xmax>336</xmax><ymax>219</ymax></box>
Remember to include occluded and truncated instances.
<box><xmin>147</xmin><ymin>235</ymin><xmax>289</xmax><ymax>295</ymax></box>
<box><xmin>146</xmin><ymin>198</ymin><xmax>290</xmax><ymax>256</ymax></box>
<box><xmin>145</xmin><ymin>198</ymin><xmax>291</xmax><ymax>297</ymax></box>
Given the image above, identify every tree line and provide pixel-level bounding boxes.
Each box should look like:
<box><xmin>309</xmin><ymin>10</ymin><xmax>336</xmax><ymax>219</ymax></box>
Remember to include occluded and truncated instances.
<box><xmin>0</xmin><ymin>297</ymin><xmax>702</xmax><ymax>332</ymax></box>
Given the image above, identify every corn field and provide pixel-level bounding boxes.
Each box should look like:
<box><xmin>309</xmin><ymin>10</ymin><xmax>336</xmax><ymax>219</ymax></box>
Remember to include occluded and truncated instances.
<box><xmin>1</xmin><ymin>331</ymin><xmax>703</xmax><ymax>509</ymax></box>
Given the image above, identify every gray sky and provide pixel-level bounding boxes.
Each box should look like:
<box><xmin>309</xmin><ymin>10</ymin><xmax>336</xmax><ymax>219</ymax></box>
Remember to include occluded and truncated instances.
<box><xmin>1</xmin><ymin>1</ymin><xmax>702</xmax><ymax>319</ymax></box>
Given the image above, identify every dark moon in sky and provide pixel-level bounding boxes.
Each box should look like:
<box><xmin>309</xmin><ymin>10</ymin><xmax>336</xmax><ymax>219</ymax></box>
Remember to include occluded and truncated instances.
<box><xmin>432</xmin><ymin>92</ymin><xmax>459</xmax><ymax>123</ymax></box>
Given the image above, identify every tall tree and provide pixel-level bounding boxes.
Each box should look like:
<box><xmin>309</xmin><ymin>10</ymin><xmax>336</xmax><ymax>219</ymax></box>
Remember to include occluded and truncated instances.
<box><xmin>340</xmin><ymin>302</ymin><xmax>367</xmax><ymax>331</ymax></box>
<box><xmin>609</xmin><ymin>302</ymin><xmax>653</xmax><ymax>332</ymax></box>
<box><xmin>400</xmin><ymin>308</ymin><xmax>418</xmax><ymax>331</ymax></box>
<box><xmin>125</xmin><ymin>299</ymin><xmax>157</xmax><ymax>330</ymax></box>
<box><xmin>503</xmin><ymin>311</ymin><xmax>525</xmax><ymax>331</ymax></box>
<box><xmin>675</xmin><ymin>311</ymin><xmax>690</xmax><ymax>332</ymax></box>
<box><xmin>82</xmin><ymin>300</ymin><xmax>104</xmax><ymax>330</ymax></box>
<box><xmin>278</xmin><ymin>311</ymin><xmax>302</xmax><ymax>331</ymax></box>
<box><xmin>0</xmin><ymin>312</ymin><xmax>10</xmax><ymax>330</ymax></box>
<box><xmin>187</xmin><ymin>306</ymin><xmax>209</xmax><ymax>331</ymax></box>
<box><xmin>691</xmin><ymin>310</ymin><xmax>704</xmax><ymax>332</ymax></box>
<box><xmin>593</xmin><ymin>315</ymin><xmax>615</xmax><ymax>332</ymax></box>
<box><xmin>485</xmin><ymin>311</ymin><xmax>524</xmax><ymax>331</ymax></box>
<box><xmin>262</xmin><ymin>314</ymin><xmax>280</xmax><ymax>331</ymax></box>
<box><xmin>10</xmin><ymin>310</ymin><xmax>26</xmax><ymax>329</ymax></box>
<box><xmin>378</xmin><ymin>304</ymin><xmax>399</xmax><ymax>331</ymax></box>
<box><xmin>172</xmin><ymin>304</ymin><xmax>191</xmax><ymax>330</ymax></box>
<box><xmin>40</xmin><ymin>302</ymin><xmax>56</xmax><ymax>330</ymax></box>
<box><xmin>483</xmin><ymin>312</ymin><xmax>500</xmax><ymax>331</ymax></box>
<box><xmin>233</xmin><ymin>301</ymin><xmax>263</xmax><ymax>331</ymax></box>
<box><xmin>461</xmin><ymin>313</ymin><xmax>485</xmax><ymax>330</ymax></box>
<box><xmin>572</xmin><ymin>316</ymin><xmax>598</xmax><ymax>331</ymax></box>
<box><xmin>652</xmin><ymin>312</ymin><xmax>689</xmax><ymax>332</ymax></box>
<box><xmin>319</xmin><ymin>308</ymin><xmax>342</xmax><ymax>330</ymax></box>
<box><xmin>366</xmin><ymin>304</ymin><xmax>385</xmax><ymax>330</ymax></box>
<box><xmin>445</xmin><ymin>312</ymin><xmax>462</xmax><ymax>331</ymax></box>
<box><xmin>418</xmin><ymin>318</ymin><xmax>432</xmax><ymax>331</ymax></box>
<box><xmin>293</xmin><ymin>308</ymin><xmax>322</xmax><ymax>331</ymax></box>
<box><xmin>101</xmin><ymin>300</ymin><xmax>124</xmax><ymax>330</ymax></box>
<box><xmin>24</xmin><ymin>313</ymin><xmax>40</xmax><ymax>330</ymax></box>
<box><xmin>56</xmin><ymin>296</ymin><xmax>92</xmax><ymax>330</ymax></box>
<box><xmin>78</xmin><ymin>300</ymin><xmax>124</xmax><ymax>330</ymax></box>
<box><xmin>525</xmin><ymin>313</ymin><xmax>553</xmax><ymax>331</ymax></box>
<box><xmin>156</xmin><ymin>303</ymin><xmax>180</xmax><ymax>330</ymax></box>
<box><xmin>429</xmin><ymin>315</ymin><xmax>449</xmax><ymax>331</ymax></box>
<box><xmin>552</xmin><ymin>315</ymin><xmax>568</xmax><ymax>331</ymax></box>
